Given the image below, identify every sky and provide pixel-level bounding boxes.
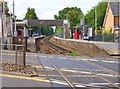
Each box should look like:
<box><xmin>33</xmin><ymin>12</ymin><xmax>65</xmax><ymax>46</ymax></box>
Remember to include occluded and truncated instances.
<box><xmin>6</xmin><ymin>0</ymin><xmax>102</xmax><ymax>19</ymax></box>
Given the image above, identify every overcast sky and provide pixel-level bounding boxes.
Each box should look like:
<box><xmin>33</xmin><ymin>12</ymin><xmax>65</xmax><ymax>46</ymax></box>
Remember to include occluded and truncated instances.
<box><xmin>6</xmin><ymin>0</ymin><xmax>102</xmax><ymax>19</ymax></box>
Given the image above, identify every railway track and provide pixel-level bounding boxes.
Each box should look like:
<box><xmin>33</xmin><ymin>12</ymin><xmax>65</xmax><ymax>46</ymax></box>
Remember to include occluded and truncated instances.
<box><xmin>39</xmin><ymin>37</ymin><xmax>118</xmax><ymax>73</ymax></box>
<box><xmin>36</xmin><ymin>37</ymin><xmax>120</xmax><ymax>89</ymax></box>
<box><xmin>39</xmin><ymin>36</ymin><xmax>71</xmax><ymax>55</ymax></box>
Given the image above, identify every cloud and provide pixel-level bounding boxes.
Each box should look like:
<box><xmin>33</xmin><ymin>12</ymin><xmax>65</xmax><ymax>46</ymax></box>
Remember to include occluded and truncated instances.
<box><xmin>7</xmin><ymin>0</ymin><xmax>102</xmax><ymax>19</ymax></box>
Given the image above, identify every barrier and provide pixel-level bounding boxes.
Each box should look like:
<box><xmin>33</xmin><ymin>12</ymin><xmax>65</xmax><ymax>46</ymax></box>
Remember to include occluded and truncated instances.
<box><xmin>0</xmin><ymin>44</ymin><xmax>26</xmax><ymax>66</ymax></box>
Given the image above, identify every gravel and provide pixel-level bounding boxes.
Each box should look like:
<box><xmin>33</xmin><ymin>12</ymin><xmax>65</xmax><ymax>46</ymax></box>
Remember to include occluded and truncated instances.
<box><xmin>1</xmin><ymin>62</ymin><xmax>36</xmax><ymax>76</ymax></box>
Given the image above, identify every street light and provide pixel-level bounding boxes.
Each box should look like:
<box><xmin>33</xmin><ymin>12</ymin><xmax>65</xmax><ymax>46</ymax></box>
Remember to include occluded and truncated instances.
<box><xmin>12</xmin><ymin>0</ymin><xmax>17</xmax><ymax>37</ymax></box>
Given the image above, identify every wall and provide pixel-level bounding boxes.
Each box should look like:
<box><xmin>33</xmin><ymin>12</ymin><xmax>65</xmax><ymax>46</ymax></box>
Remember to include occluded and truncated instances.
<box><xmin>51</xmin><ymin>37</ymin><xmax>110</xmax><ymax>57</ymax></box>
<box><xmin>104</xmin><ymin>4</ymin><xmax>114</xmax><ymax>33</ymax></box>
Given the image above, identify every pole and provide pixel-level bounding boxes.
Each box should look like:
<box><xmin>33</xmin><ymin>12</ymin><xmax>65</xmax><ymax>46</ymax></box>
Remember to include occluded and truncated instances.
<box><xmin>95</xmin><ymin>6</ymin><xmax>97</xmax><ymax>34</ymax></box>
<box><xmin>2</xmin><ymin>0</ymin><xmax>5</xmax><ymax>44</ymax></box>
<box><xmin>13</xmin><ymin>0</ymin><xmax>15</xmax><ymax>36</ymax></box>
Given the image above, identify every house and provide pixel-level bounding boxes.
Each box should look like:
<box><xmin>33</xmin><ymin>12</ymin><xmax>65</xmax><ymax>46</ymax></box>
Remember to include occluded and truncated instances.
<box><xmin>103</xmin><ymin>2</ymin><xmax>120</xmax><ymax>35</ymax></box>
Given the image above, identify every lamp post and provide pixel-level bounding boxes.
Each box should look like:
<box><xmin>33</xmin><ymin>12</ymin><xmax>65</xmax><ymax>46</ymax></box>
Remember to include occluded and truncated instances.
<box><xmin>13</xmin><ymin>0</ymin><xmax>17</xmax><ymax>37</ymax></box>
<box><xmin>13</xmin><ymin>0</ymin><xmax>14</xmax><ymax>35</ymax></box>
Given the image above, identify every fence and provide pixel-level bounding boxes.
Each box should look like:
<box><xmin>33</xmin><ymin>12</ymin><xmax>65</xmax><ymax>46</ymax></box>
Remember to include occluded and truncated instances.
<box><xmin>92</xmin><ymin>34</ymin><xmax>118</xmax><ymax>42</ymax></box>
<box><xmin>0</xmin><ymin>44</ymin><xmax>26</xmax><ymax>66</ymax></box>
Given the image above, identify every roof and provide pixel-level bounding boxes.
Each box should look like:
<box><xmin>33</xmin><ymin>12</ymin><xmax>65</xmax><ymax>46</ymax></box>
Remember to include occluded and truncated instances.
<box><xmin>109</xmin><ymin>2</ymin><xmax>120</xmax><ymax>16</ymax></box>
<box><xmin>16</xmin><ymin>21</ymin><xmax>28</xmax><ymax>26</ymax></box>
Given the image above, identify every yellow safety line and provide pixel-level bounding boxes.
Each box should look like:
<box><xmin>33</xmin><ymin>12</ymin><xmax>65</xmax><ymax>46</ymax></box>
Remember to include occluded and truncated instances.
<box><xmin>0</xmin><ymin>74</ymin><xmax>50</xmax><ymax>83</ymax></box>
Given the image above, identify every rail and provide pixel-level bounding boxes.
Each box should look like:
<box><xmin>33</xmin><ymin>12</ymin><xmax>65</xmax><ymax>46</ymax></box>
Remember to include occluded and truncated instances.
<box><xmin>38</xmin><ymin>37</ymin><xmax>120</xmax><ymax>88</ymax></box>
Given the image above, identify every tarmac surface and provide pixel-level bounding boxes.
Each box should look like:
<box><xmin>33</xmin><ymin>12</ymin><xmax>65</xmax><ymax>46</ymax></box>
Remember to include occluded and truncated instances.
<box><xmin>1</xmin><ymin>51</ymin><xmax>119</xmax><ymax>88</ymax></box>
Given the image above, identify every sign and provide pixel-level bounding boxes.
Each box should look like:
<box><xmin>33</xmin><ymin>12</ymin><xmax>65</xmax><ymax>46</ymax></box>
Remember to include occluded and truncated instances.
<box><xmin>27</xmin><ymin>20</ymin><xmax>63</xmax><ymax>26</ymax></box>
<box><xmin>88</xmin><ymin>28</ymin><xmax>92</xmax><ymax>37</ymax></box>
<box><xmin>80</xmin><ymin>19</ymin><xmax>85</xmax><ymax>25</ymax></box>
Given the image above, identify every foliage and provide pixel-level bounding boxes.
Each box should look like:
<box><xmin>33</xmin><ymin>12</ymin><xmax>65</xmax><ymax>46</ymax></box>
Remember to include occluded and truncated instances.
<box><xmin>54</xmin><ymin>7</ymin><xmax>83</xmax><ymax>26</ymax></box>
<box><xmin>85</xmin><ymin>2</ymin><xmax>107</xmax><ymax>31</ymax></box>
<box><xmin>55</xmin><ymin>27</ymin><xmax>64</xmax><ymax>35</ymax></box>
<box><xmin>24</xmin><ymin>7</ymin><xmax>38</xmax><ymax>19</ymax></box>
<box><xmin>101</xmin><ymin>28</ymin><xmax>113</xmax><ymax>42</ymax></box>
<box><xmin>70</xmin><ymin>51</ymin><xmax>80</xmax><ymax>56</ymax></box>
<box><xmin>1</xmin><ymin>2</ymin><xmax>10</xmax><ymax>17</ymax></box>
<box><xmin>85</xmin><ymin>7</ymin><xmax>95</xmax><ymax>29</ymax></box>
<box><xmin>24</xmin><ymin>7</ymin><xmax>39</xmax><ymax>34</ymax></box>
<box><xmin>41</xmin><ymin>26</ymin><xmax>54</xmax><ymax>36</ymax></box>
<box><xmin>102</xmin><ymin>29</ymin><xmax>112</xmax><ymax>34</ymax></box>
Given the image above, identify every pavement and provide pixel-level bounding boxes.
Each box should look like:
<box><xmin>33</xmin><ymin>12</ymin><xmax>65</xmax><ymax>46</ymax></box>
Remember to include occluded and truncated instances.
<box><xmin>79</xmin><ymin>39</ymin><xmax>119</xmax><ymax>56</ymax></box>
<box><xmin>94</xmin><ymin>42</ymin><xmax>119</xmax><ymax>56</ymax></box>
<box><xmin>1</xmin><ymin>51</ymin><xmax>52</xmax><ymax>87</ymax></box>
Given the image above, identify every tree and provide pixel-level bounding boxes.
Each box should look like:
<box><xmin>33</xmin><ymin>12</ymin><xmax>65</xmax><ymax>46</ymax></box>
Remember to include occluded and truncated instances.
<box><xmin>24</xmin><ymin>7</ymin><xmax>38</xmax><ymax>19</ymax></box>
<box><xmin>85</xmin><ymin>2</ymin><xmax>107</xmax><ymax>31</ymax></box>
<box><xmin>41</xmin><ymin>26</ymin><xmax>54</xmax><ymax>36</ymax></box>
<box><xmin>54</xmin><ymin>7</ymin><xmax>83</xmax><ymax>26</ymax></box>
<box><xmin>55</xmin><ymin>27</ymin><xmax>64</xmax><ymax>36</ymax></box>
<box><xmin>1</xmin><ymin>2</ymin><xmax>10</xmax><ymax>17</ymax></box>
<box><xmin>24</xmin><ymin>7</ymin><xmax>39</xmax><ymax>35</ymax></box>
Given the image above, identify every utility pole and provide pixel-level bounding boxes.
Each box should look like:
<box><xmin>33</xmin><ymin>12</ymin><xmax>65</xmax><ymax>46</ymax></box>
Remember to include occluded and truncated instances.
<box><xmin>13</xmin><ymin>0</ymin><xmax>14</xmax><ymax>36</ymax></box>
<box><xmin>0</xmin><ymin>0</ymin><xmax>2</xmax><ymax>44</ymax></box>
<box><xmin>95</xmin><ymin>6</ymin><xmax>97</xmax><ymax>35</ymax></box>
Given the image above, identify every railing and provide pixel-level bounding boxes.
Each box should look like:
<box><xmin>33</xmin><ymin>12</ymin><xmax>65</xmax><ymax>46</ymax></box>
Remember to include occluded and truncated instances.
<box><xmin>0</xmin><ymin>44</ymin><xmax>26</xmax><ymax>66</ymax></box>
<box><xmin>92</xmin><ymin>34</ymin><xmax>118</xmax><ymax>42</ymax></box>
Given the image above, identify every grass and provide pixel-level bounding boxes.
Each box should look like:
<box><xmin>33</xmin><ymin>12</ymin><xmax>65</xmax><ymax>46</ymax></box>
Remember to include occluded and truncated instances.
<box><xmin>70</xmin><ymin>51</ymin><xmax>80</xmax><ymax>56</ymax></box>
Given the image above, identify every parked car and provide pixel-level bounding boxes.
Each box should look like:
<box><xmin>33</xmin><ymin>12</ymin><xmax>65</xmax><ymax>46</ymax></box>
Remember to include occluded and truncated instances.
<box><xmin>32</xmin><ymin>34</ymin><xmax>39</xmax><ymax>37</ymax></box>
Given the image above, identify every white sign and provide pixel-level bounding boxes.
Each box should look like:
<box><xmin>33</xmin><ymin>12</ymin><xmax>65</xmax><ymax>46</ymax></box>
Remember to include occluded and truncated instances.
<box><xmin>80</xmin><ymin>19</ymin><xmax>84</xmax><ymax>25</ymax></box>
<box><xmin>88</xmin><ymin>28</ymin><xmax>92</xmax><ymax>37</ymax></box>
<box><xmin>63</xmin><ymin>20</ymin><xmax>68</xmax><ymax>24</ymax></box>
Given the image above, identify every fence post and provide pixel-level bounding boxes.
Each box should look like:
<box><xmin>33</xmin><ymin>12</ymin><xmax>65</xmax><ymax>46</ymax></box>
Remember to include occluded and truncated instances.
<box><xmin>23</xmin><ymin>45</ymin><xmax>26</xmax><ymax>67</ymax></box>
<box><xmin>15</xmin><ymin>45</ymin><xmax>17</xmax><ymax>68</ymax></box>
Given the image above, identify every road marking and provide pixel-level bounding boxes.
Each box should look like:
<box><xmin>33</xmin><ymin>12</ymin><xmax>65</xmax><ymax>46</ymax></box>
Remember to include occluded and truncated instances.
<box><xmin>0</xmin><ymin>74</ymin><xmax>50</xmax><ymax>83</ymax></box>
<box><xmin>33</xmin><ymin>66</ymin><xmax>43</xmax><ymax>68</ymax></box>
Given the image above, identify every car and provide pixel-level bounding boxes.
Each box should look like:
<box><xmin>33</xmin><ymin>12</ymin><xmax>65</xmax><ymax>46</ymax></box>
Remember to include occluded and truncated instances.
<box><xmin>32</xmin><ymin>34</ymin><xmax>39</xmax><ymax>37</ymax></box>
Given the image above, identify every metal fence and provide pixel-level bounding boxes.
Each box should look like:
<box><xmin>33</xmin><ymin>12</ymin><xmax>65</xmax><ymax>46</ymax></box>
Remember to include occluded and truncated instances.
<box><xmin>0</xmin><ymin>44</ymin><xmax>26</xmax><ymax>66</ymax></box>
<box><xmin>92</xmin><ymin>34</ymin><xmax>118</xmax><ymax>42</ymax></box>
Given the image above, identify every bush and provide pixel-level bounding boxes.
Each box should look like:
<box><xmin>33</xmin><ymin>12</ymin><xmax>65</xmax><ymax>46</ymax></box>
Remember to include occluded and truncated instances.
<box><xmin>70</xmin><ymin>51</ymin><xmax>80</xmax><ymax>56</ymax></box>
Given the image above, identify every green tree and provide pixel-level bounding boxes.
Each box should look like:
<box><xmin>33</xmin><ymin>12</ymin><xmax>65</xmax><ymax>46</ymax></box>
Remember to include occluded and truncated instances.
<box><xmin>54</xmin><ymin>7</ymin><xmax>83</xmax><ymax>26</ymax></box>
<box><xmin>41</xmin><ymin>26</ymin><xmax>53</xmax><ymax>36</ymax></box>
<box><xmin>55</xmin><ymin>27</ymin><xmax>64</xmax><ymax>36</ymax></box>
<box><xmin>1</xmin><ymin>2</ymin><xmax>10</xmax><ymax>17</ymax></box>
<box><xmin>24</xmin><ymin>7</ymin><xmax>38</xmax><ymax>19</ymax></box>
<box><xmin>24</xmin><ymin>7</ymin><xmax>39</xmax><ymax>35</ymax></box>
<box><xmin>85</xmin><ymin>2</ymin><xmax>107</xmax><ymax>31</ymax></box>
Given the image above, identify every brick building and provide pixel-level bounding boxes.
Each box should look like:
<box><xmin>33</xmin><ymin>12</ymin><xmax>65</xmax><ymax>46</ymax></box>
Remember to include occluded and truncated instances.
<box><xmin>103</xmin><ymin>2</ymin><xmax>120</xmax><ymax>35</ymax></box>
